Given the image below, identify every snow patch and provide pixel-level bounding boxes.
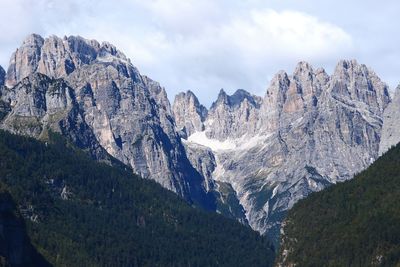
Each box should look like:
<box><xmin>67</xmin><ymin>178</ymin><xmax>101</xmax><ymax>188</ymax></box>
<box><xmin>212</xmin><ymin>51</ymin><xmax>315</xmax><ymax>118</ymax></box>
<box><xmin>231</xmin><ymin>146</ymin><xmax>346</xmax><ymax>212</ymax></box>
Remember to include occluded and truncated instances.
<box><xmin>186</xmin><ymin>131</ymin><xmax>272</xmax><ymax>152</ymax></box>
<box><xmin>307</xmin><ymin>178</ymin><xmax>320</xmax><ymax>190</ymax></box>
<box><xmin>271</xmin><ymin>185</ymin><xmax>279</xmax><ymax>198</ymax></box>
<box><xmin>187</xmin><ymin>131</ymin><xmax>236</xmax><ymax>151</ymax></box>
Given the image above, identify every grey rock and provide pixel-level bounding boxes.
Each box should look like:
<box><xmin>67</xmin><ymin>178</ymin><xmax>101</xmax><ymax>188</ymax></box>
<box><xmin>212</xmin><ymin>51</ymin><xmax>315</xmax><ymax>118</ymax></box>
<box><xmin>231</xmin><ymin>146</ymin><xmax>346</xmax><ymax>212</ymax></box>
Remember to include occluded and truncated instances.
<box><xmin>6</xmin><ymin>34</ymin><xmax>44</xmax><ymax>87</ymax></box>
<box><xmin>173</xmin><ymin>90</ymin><xmax>207</xmax><ymax>137</ymax></box>
<box><xmin>0</xmin><ymin>73</ymin><xmax>111</xmax><ymax>162</ymax></box>
<box><xmin>379</xmin><ymin>85</ymin><xmax>400</xmax><ymax>155</ymax></box>
<box><xmin>182</xmin><ymin>141</ymin><xmax>216</xmax><ymax>192</ymax></box>
<box><xmin>182</xmin><ymin>140</ymin><xmax>248</xmax><ymax>223</ymax></box>
<box><xmin>1</xmin><ymin>73</ymin><xmax>76</xmax><ymax>137</ymax></box>
<box><xmin>206</xmin><ymin>89</ymin><xmax>262</xmax><ymax>140</ymax></box>
<box><xmin>5</xmin><ymin>34</ymin><xmax>128</xmax><ymax>87</ymax></box>
<box><xmin>180</xmin><ymin>60</ymin><xmax>390</xmax><ymax>241</ymax></box>
<box><xmin>2</xmin><ymin>34</ymin><xmax>213</xmax><ymax>208</ymax></box>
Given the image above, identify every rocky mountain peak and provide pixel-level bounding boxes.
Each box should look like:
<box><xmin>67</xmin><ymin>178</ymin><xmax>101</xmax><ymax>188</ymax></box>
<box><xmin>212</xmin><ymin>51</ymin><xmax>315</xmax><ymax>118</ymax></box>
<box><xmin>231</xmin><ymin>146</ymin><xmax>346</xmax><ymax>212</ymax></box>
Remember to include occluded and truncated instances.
<box><xmin>173</xmin><ymin>90</ymin><xmax>207</xmax><ymax>137</ymax></box>
<box><xmin>22</xmin><ymin>33</ymin><xmax>45</xmax><ymax>46</ymax></box>
<box><xmin>210</xmin><ymin>88</ymin><xmax>261</xmax><ymax>111</ymax></box>
<box><xmin>315</xmin><ymin>67</ymin><xmax>330</xmax><ymax>85</ymax></box>
<box><xmin>293</xmin><ymin>61</ymin><xmax>313</xmax><ymax>76</ymax></box>
<box><xmin>6</xmin><ymin>34</ymin><xmax>44</xmax><ymax>87</ymax></box>
<box><xmin>264</xmin><ymin>70</ymin><xmax>290</xmax><ymax>98</ymax></box>
<box><xmin>229</xmin><ymin>89</ymin><xmax>261</xmax><ymax>108</ymax></box>
<box><xmin>260</xmin><ymin>71</ymin><xmax>291</xmax><ymax>132</ymax></box>
<box><xmin>181</xmin><ymin>59</ymin><xmax>392</xmax><ymax>242</ymax></box>
<box><xmin>203</xmin><ymin>88</ymin><xmax>262</xmax><ymax>140</ymax></box>
<box><xmin>330</xmin><ymin>59</ymin><xmax>390</xmax><ymax>115</ymax></box>
<box><xmin>5</xmin><ymin>34</ymin><xmax>132</xmax><ymax>88</ymax></box>
<box><xmin>210</xmin><ymin>88</ymin><xmax>229</xmax><ymax>108</ymax></box>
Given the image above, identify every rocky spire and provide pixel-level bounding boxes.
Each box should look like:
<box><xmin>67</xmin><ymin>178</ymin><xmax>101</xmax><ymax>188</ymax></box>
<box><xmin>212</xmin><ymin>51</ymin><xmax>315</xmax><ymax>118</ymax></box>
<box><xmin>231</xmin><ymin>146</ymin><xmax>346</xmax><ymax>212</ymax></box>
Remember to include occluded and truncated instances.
<box><xmin>206</xmin><ymin>89</ymin><xmax>262</xmax><ymax>140</ymax></box>
<box><xmin>330</xmin><ymin>59</ymin><xmax>390</xmax><ymax>115</ymax></box>
<box><xmin>172</xmin><ymin>90</ymin><xmax>207</xmax><ymax>137</ymax></box>
<box><xmin>6</xmin><ymin>34</ymin><xmax>44</xmax><ymax>87</ymax></box>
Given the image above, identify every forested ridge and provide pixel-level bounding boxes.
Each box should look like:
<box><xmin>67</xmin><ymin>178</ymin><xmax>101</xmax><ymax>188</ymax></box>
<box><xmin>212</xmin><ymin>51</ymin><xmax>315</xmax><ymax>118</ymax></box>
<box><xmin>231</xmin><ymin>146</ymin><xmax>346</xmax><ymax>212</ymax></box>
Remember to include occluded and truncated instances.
<box><xmin>0</xmin><ymin>130</ymin><xmax>274</xmax><ymax>267</ymax></box>
<box><xmin>278</xmin><ymin>143</ymin><xmax>400</xmax><ymax>267</ymax></box>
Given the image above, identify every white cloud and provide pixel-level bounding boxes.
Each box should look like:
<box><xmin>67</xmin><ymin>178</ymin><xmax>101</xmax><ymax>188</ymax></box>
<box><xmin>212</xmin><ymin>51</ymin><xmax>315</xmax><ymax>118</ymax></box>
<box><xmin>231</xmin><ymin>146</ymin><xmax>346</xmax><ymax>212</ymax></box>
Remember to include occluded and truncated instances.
<box><xmin>3</xmin><ymin>0</ymin><xmax>398</xmax><ymax>106</ymax></box>
<box><xmin>121</xmin><ymin>7</ymin><xmax>353</xmax><ymax>103</ymax></box>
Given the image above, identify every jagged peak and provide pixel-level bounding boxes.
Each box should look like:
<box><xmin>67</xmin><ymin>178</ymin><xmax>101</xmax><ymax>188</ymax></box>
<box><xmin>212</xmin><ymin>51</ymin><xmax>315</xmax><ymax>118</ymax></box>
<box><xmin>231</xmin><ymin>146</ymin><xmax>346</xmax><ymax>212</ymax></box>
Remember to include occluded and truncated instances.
<box><xmin>175</xmin><ymin>90</ymin><xmax>198</xmax><ymax>100</ymax></box>
<box><xmin>217</xmin><ymin>88</ymin><xmax>228</xmax><ymax>98</ymax></box>
<box><xmin>185</xmin><ymin>90</ymin><xmax>197</xmax><ymax>98</ymax></box>
<box><xmin>275</xmin><ymin>70</ymin><xmax>289</xmax><ymax>80</ymax></box>
<box><xmin>315</xmin><ymin>67</ymin><xmax>327</xmax><ymax>76</ymax></box>
<box><xmin>173</xmin><ymin>90</ymin><xmax>207</xmax><ymax>119</ymax></box>
<box><xmin>100</xmin><ymin>41</ymin><xmax>117</xmax><ymax>54</ymax></box>
<box><xmin>19</xmin><ymin>33</ymin><xmax>129</xmax><ymax>62</ymax></box>
<box><xmin>337</xmin><ymin>58</ymin><xmax>358</xmax><ymax>67</ymax></box>
<box><xmin>21</xmin><ymin>33</ymin><xmax>44</xmax><ymax>46</ymax></box>
<box><xmin>210</xmin><ymin>88</ymin><xmax>260</xmax><ymax>110</ymax></box>
<box><xmin>209</xmin><ymin>89</ymin><xmax>228</xmax><ymax>110</ymax></box>
<box><xmin>65</xmin><ymin>35</ymin><xmax>101</xmax><ymax>50</ymax></box>
<box><xmin>6</xmin><ymin>33</ymin><xmax>135</xmax><ymax>87</ymax></box>
<box><xmin>141</xmin><ymin>75</ymin><xmax>164</xmax><ymax>95</ymax></box>
<box><xmin>232</xmin><ymin>88</ymin><xmax>251</xmax><ymax>97</ymax></box>
<box><xmin>230</xmin><ymin>89</ymin><xmax>260</xmax><ymax>107</ymax></box>
<box><xmin>333</xmin><ymin>59</ymin><xmax>386</xmax><ymax>84</ymax></box>
<box><xmin>294</xmin><ymin>61</ymin><xmax>314</xmax><ymax>76</ymax></box>
<box><xmin>174</xmin><ymin>90</ymin><xmax>208</xmax><ymax>114</ymax></box>
<box><xmin>270</xmin><ymin>70</ymin><xmax>290</xmax><ymax>87</ymax></box>
<box><xmin>333</xmin><ymin>59</ymin><xmax>365</xmax><ymax>74</ymax></box>
<box><xmin>263</xmin><ymin>71</ymin><xmax>291</xmax><ymax>101</ymax></box>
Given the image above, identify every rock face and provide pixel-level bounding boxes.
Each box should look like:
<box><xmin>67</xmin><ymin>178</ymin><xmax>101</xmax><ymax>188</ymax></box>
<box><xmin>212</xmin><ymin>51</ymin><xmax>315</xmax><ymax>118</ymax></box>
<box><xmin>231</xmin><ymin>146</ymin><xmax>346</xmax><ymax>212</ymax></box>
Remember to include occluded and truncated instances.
<box><xmin>1</xmin><ymin>34</ymin><xmax>213</xmax><ymax>208</ymax></box>
<box><xmin>0</xmin><ymin>66</ymin><xmax>5</xmax><ymax>86</ymax></box>
<box><xmin>206</xmin><ymin>89</ymin><xmax>262</xmax><ymax>140</ymax></box>
<box><xmin>379</xmin><ymin>85</ymin><xmax>400</xmax><ymax>155</ymax></box>
<box><xmin>0</xmin><ymin>73</ymin><xmax>111</xmax><ymax>162</ymax></box>
<box><xmin>181</xmin><ymin>60</ymin><xmax>390</xmax><ymax>240</ymax></box>
<box><xmin>173</xmin><ymin>90</ymin><xmax>207</xmax><ymax>138</ymax></box>
<box><xmin>5</xmin><ymin>34</ymin><xmax>124</xmax><ymax>87</ymax></box>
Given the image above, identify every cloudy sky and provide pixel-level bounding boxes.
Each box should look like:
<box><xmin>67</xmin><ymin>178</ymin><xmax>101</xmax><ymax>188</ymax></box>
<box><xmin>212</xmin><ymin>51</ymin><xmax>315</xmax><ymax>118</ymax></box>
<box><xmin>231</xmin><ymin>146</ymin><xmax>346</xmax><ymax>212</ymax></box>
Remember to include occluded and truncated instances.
<box><xmin>0</xmin><ymin>0</ymin><xmax>399</xmax><ymax>106</ymax></box>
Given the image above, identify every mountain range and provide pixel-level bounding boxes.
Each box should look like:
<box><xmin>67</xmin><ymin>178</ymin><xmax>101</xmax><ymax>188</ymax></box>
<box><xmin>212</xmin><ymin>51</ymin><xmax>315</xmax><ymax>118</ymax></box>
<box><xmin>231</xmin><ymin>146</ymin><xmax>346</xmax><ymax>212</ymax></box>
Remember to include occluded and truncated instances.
<box><xmin>1</xmin><ymin>34</ymin><xmax>400</xmax><ymax>245</ymax></box>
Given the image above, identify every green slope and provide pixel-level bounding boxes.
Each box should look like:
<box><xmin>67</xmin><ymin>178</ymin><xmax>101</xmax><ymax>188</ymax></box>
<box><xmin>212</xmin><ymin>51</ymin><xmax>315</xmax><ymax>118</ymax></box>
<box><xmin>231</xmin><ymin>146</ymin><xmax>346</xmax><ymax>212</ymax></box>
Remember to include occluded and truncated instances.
<box><xmin>277</xmin><ymin>143</ymin><xmax>400</xmax><ymax>267</ymax></box>
<box><xmin>0</xmin><ymin>130</ymin><xmax>274</xmax><ymax>267</ymax></box>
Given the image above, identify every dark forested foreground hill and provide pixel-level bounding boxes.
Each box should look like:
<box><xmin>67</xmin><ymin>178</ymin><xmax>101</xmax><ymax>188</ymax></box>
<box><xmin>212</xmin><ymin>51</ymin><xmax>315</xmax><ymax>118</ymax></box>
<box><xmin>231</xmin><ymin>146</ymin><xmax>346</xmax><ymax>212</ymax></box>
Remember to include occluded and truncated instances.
<box><xmin>277</xmin><ymin>143</ymin><xmax>400</xmax><ymax>267</ymax></box>
<box><xmin>0</xmin><ymin>130</ymin><xmax>274</xmax><ymax>267</ymax></box>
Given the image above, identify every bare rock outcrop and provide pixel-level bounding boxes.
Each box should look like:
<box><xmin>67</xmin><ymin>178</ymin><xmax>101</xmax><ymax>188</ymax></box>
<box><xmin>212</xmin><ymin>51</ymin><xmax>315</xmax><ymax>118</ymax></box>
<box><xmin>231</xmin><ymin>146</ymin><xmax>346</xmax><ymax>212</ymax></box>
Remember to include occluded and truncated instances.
<box><xmin>180</xmin><ymin>60</ymin><xmax>390</xmax><ymax>240</ymax></box>
<box><xmin>1</xmin><ymin>34</ymin><xmax>214</xmax><ymax>208</ymax></box>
